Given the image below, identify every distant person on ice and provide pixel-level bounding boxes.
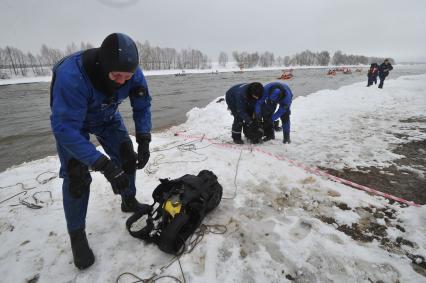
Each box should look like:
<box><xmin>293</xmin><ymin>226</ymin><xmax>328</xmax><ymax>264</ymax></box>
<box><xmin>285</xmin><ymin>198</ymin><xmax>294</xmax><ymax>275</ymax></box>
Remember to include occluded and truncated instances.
<box><xmin>367</xmin><ymin>63</ymin><xmax>379</xmax><ymax>87</ymax></box>
<box><xmin>50</xmin><ymin>33</ymin><xmax>152</xmax><ymax>269</ymax></box>
<box><xmin>255</xmin><ymin>81</ymin><xmax>293</xmax><ymax>144</ymax></box>
<box><xmin>225</xmin><ymin>82</ymin><xmax>264</xmax><ymax>144</ymax></box>
<box><xmin>378</xmin><ymin>59</ymin><xmax>393</xmax><ymax>89</ymax></box>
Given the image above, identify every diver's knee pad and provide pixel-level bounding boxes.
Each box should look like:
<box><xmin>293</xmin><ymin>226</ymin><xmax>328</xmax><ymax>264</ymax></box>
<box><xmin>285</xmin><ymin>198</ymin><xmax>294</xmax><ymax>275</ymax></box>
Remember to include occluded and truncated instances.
<box><xmin>67</xmin><ymin>158</ymin><xmax>91</xmax><ymax>198</ymax></box>
<box><xmin>119</xmin><ymin>141</ymin><xmax>137</xmax><ymax>175</ymax></box>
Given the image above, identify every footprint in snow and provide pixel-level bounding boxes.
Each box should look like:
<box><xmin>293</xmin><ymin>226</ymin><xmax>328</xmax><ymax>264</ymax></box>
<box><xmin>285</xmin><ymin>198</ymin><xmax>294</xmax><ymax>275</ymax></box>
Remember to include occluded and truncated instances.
<box><xmin>289</xmin><ymin>220</ymin><xmax>312</xmax><ymax>242</ymax></box>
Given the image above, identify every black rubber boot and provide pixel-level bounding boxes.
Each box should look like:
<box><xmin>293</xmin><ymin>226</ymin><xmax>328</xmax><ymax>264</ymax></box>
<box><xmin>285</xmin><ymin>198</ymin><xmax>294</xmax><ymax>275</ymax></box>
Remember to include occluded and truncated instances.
<box><xmin>283</xmin><ymin>133</ymin><xmax>291</xmax><ymax>144</ymax></box>
<box><xmin>232</xmin><ymin>133</ymin><xmax>244</xmax><ymax>144</ymax></box>
<box><xmin>263</xmin><ymin>125</ymin><xmax>275</xmax><ymax>141</ymax></box>
<box><xmin>121</xmin><ymin>196</ymin><xmax>149</xmax><ymax>213</ymax></box>
<box><xmin>263</xmin><ymin>135</ymin><xmax>274</xmax><ymax>142</ymax></box>
<box><xmin>69</xmin><ymin>229</ymin><xmax>95</xmax><ymax>270</ymax></box>
<box><xmin>274</xmin><ymin>120</ymin><xmax>282</xmax><ymax>132</ymax></box>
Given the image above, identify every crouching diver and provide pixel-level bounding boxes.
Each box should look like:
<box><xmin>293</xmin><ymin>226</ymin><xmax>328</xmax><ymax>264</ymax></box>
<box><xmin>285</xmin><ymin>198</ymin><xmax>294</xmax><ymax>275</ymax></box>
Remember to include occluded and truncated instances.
<box><xmin>50</xmin><ymin>33</ymin><xmax>152</xmax><ymax>269</ymax></box>
<box><xmin>225</xmin><ymin>82</ymin><xmax>264</xmax><ymax>144</ymax></box>
<box><xmin>255</xmin><ymin>81</ymin><xmax>293</xmax><ymax>143</ymax></box>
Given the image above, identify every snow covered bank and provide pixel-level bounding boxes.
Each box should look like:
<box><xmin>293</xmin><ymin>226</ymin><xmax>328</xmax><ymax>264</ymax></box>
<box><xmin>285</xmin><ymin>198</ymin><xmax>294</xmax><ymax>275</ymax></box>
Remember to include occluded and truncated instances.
<box><xmin>0</xmin><ymin>75</ymin><xmax>52</xmax><ymax>86</ymax></box>
<box><xmin>0</xmin><ymin>75</ymin><xmax>425</xmax><ymax>282</ymax></box>
<box><xmin>175</xmin><ymin>74</ymin><xmax>426</xmax><ymax>171</ymax></box>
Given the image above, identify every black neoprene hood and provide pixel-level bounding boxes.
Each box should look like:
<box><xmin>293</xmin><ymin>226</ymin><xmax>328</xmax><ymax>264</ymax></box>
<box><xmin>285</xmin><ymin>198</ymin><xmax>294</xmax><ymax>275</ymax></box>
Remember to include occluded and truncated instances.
<box><xmin>99</xmin><ymin>33</ymin><xmax>139</xmax><ymax>73</ymax></box>
<box><xmin>247</xmin><ymin>82</ymin><xmax>264</xmax><ymax>99</ymax></box>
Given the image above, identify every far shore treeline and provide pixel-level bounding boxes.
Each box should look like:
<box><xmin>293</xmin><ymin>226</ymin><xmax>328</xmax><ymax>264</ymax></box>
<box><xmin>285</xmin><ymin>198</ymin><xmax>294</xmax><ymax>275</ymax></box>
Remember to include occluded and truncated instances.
<box><xmin>0</xmin><ymin>40</ymin><xmax>393</xmax><ymax>79</ymax></box>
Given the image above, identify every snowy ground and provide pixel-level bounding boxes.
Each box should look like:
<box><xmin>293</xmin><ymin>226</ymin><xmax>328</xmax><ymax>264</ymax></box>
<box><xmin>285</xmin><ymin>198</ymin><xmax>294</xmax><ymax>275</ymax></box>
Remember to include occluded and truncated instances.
<box><xmin>0</xmin><ymin>75</ymin><xmax>425</xmax><ymax>282</ymax></box>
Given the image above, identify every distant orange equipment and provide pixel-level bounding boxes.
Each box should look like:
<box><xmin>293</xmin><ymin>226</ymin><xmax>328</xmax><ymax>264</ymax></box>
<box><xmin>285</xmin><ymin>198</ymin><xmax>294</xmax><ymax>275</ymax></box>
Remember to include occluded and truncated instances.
<box><xmin>278</xmin><ymin>71</ymin><xmax>293</xmax><ymax>80</ymax></box>
<box><xmin>342</xmin><ymin>68</ymin><xmax>352</xmax><ymax>74</ymax></box>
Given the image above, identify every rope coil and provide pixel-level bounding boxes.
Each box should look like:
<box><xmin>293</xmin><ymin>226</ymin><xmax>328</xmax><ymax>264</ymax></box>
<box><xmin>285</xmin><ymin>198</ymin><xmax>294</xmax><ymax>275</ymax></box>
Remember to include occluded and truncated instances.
<box><xmin>0</xmin><ymin>171</ymin><xmax>56</xmax><ymax>208</ymax></box>
<box><xmin>116</xmin><ymin>223</ymin><xmax>227</xmax><ymax>283</ymax></box>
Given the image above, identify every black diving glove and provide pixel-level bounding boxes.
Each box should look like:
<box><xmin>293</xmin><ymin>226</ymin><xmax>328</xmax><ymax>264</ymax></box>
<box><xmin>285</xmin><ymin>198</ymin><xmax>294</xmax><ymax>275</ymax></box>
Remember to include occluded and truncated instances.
<box><xmin>92</xmin><ymin>155</ymin><xmax>128</xmax><ymax>194</ymax></box>
<box><xmin>136</xmin><ymin>133</ymin><xmax>151</xmax><ymax>169</ymax></box>
<box><xmin>246</xmin><ymin>120</ymin><xmax>264</xmax><ymax>144</ymax></box>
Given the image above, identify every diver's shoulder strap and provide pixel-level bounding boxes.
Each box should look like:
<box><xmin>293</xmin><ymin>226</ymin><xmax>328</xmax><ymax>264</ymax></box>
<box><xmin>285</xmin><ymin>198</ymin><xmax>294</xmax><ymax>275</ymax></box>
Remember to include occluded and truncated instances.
<box><xmin>125</xmin><ymin>204</ymin><xmax>157</xmax><ymax>242</ymax></box>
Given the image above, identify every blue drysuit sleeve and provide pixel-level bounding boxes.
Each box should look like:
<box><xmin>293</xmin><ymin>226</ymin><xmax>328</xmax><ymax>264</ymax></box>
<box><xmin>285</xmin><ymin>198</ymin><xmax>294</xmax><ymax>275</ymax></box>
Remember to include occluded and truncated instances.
<box><xmin>50</xmin><ymin>73</ymin><xmax>102</xmax><ymax>166</ymax></box>
<box><xmin>272</xmin><ymin>104</ymin><xmax>288</xmax><ymax>121</ymax></box>
<box><xmin>130</xmin><ymin>68</ymin><xmax>152</xmax><ymax>134</ymax></box>
<box><xmin>272</xmin><ymin>86</ymin><xmax>293</xmax><ymax>121</ymax></box>
<box><xmin>255</xmin><ymin>92</ymin><xmax>268</xmax><ymax>118</ymax></box>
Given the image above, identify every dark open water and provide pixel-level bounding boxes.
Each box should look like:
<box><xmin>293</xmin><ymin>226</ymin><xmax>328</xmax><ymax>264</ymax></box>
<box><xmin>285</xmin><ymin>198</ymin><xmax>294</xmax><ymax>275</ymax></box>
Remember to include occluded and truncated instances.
<box><xmin>1</xmin><ymin>66</ymin><xmax>425</xmax><ymax>172</ymax></box>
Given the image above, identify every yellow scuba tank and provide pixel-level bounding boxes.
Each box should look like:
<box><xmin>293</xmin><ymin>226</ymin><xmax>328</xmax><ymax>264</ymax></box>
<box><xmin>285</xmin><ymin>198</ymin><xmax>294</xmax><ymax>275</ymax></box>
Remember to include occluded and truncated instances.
<box><xmin>163</xmin><ymin>195</ymin><xmax>182</xmax><ymax>218</ymax></box>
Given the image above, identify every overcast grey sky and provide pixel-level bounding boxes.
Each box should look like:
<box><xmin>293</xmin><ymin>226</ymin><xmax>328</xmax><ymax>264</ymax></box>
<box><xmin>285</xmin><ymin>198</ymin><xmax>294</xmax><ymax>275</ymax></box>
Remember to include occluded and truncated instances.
<box><xmin>1</xmin><ymin>0</ymin><xmax>425</xmax><ymax>62</ymax></box>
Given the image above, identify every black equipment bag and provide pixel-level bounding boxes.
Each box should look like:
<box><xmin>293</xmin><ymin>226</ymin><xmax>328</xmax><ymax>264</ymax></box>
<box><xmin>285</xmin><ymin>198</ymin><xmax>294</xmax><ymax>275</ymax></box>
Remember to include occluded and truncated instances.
<box><xmin>126</xmin><ymin>170</ymin><xmax>222</xmax><ymax>254</ymax></box>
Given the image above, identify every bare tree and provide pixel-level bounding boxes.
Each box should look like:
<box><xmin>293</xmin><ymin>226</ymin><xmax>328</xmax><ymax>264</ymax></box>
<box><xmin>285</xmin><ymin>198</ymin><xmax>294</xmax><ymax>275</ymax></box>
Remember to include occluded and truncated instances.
<box><xmin>136</xmin><ymin>40</ymin><xmax>151</xmax><ymax>69</ymax></box>
<box><xmin>317</xmin><ymin>51</ymin><xmax>330</xmax><ymax>66</ymax></box>
<box><xmin>162</xmin><ymin>47</ymin><xmax>177</xmax><ymax>69</ymax></box>
<box><xmin>40</xmin><ymin>44</ymin><xmax>64</xmax><ymax>67</ymax></box>
<box><xmin>259</xmin><ymin>51</ymin><xmax>274</xmax><ymax>67</ymax></box>
<box><xmin>135</xmin><ymin>40</ymin><xmax>209</xmax><ymax>71</ymax></box>
<box><xmin>0</xmin><ymin>48</ymin><xmax>7</xmax><ymax>69</ymax></box>
<box><xmin>0</xmin><ymin>48</ymin><xmax>10</xmax><ymax>78</ymax></box>
<box><xmin>248</xmin><ymin>52</ymin><xmax>260</xmax><ymax>67</ymax></box>
<box><xmin>218</xmin><ymin>51</ymin><xmax>228</xmax><ymax>67</ymax></box>
<box><xmin>37</xmin><ymin>54</ymin><xmax>48</xmax><ymax>75</ymax></box>
<box><xmin>232</xmin><ymin>51</ymin><xmax>242</xmax><ymax>66</ymax></box>
<box><xmin>5</xmin><ymin>46</ymin><xmax>19</xmax><ymax>75</ymax></box>
<box><xmin>331</xmin><ymin>51</ymin><xmax>386</xmax><ymax>65</ymax></box>
<box><xmin>27</xmin><ymin>52</ymin><xmax>46</xmax><ymax>76</ymax></box>
<box><xmin>331</xmin><ymin>50</ymin><xmax>344</xmax><ymax>65</ymax></box>
<box><xmin>232</xmin><ymin>51</ymin><xmax>261</xmax><ymax>68</ymax></box>
<box><xmin>284</xmin><ymin>56</ymin><xmax>291</xmax><ymax>66</ymax></box>
<box><xmin>275</xmin><ymin>56</ymin><xmax>283</xmax><ymax>66</ymax></box>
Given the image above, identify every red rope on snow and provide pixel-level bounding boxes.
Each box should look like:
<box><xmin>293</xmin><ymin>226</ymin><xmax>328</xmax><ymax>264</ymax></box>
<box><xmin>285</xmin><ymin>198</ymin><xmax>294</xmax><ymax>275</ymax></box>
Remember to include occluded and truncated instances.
<box><xmin>173</xmin><ymin>131</ymin><xmax>421</xmax><ymax>207</ymax></box>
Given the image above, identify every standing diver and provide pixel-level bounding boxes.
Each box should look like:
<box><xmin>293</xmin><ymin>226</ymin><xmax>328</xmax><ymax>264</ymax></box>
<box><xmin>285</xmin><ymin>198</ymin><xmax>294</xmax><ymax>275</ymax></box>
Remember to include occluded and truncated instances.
<box><xmin>378</xmin><ymin>59</ymin><xmax>393</xmax><ymax>89</ymax></box>
<box><xmin>50</xmin><ymin>33</ymin><xmax>152</xmax><ymax>269</ymax></box>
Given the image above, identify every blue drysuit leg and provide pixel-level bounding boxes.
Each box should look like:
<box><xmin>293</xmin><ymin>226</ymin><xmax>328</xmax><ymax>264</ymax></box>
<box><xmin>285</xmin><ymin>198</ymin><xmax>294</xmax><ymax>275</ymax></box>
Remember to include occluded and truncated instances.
<box><xmin>226</xmin><ymin>105</ymin><xmax>243</xmax><ymax>139</ymax></box>
<box><xmin>92</xmin><ymin>116</ymin><xmax>137</xmax><ymax>199</ymax></box>
<box><xmin>378</xmin><ymin>75</ymin><xmax>386</xmax><ymax>88</ymax></box>
<box><xmin>231</xmin><ymin>113</ymin><xmax>244</xmax><ymax>139</ymax></box>
<box><xmin>57</xmin><ymin>132</ymin><xmax>92</xmax><ymax>233</ymax></box>
<box><xmin>281</xmin><ymin>110</ymin><xmax>291</xmax><ymax>135</ymax></box>
<box><xmin>367</xmin><ymin>75</ymin><xmax>373</xmax><ymax>86</ymax></box>
<box><xmin>261</xmin><ymin>103</ymin><xmax>275</xmax><ymax>138</ymax></box>
<box><xmin>261</xmin><ymin>101</ymin><xmax>277</xmax><ymax>121</ymax></box>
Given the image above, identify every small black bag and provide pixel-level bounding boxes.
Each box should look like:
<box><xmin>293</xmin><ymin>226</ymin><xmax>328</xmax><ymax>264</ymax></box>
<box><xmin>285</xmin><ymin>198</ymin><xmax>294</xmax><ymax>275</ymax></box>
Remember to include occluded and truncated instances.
<box><xmin>126</xmin><ymin>170</ymin><xmax>222</xmax><ymax>254</ymax></box>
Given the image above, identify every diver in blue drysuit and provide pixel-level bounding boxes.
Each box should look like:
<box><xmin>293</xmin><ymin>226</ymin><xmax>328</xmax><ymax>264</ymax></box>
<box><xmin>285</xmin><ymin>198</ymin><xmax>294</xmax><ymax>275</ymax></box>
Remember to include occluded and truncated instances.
<box><xmin>225</xmin><ymin>82</ymin><xmax>264</xmax><ymax>144</ymax></box>
<box><xmin>255</xmin><ymin>82</ymin><xmax>293</xmax><ymax>143</ymax></box>
<box><xmin>50</xmin><ymin>33</ymin><xmax>151</xmax><ymax>269</ymax></box>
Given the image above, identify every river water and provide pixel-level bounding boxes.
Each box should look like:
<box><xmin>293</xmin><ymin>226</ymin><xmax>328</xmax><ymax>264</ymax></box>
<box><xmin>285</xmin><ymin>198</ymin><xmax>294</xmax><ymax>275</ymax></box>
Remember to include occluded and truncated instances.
<box><xmin>1</xmin><ymin>66</ymin><xmax>425</xmax><ymax>172</ymax></box>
